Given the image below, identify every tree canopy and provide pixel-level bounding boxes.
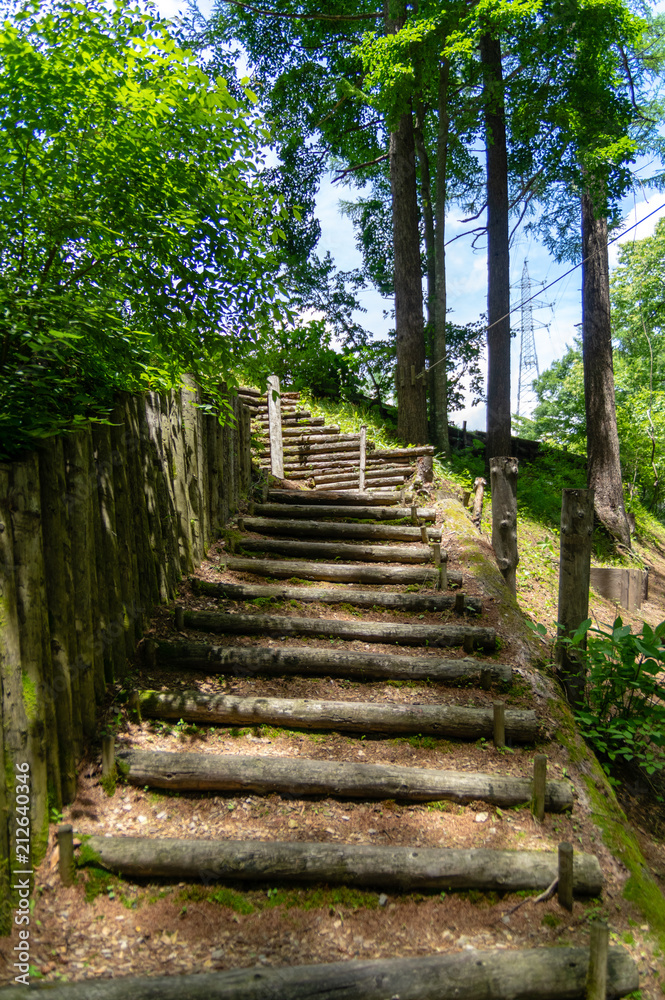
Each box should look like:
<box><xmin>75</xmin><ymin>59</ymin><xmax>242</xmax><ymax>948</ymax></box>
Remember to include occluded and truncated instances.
<box><xmin>0</xmin><ymin>0</ymin><xmax>288</xmax><ymax>458</ymax></box>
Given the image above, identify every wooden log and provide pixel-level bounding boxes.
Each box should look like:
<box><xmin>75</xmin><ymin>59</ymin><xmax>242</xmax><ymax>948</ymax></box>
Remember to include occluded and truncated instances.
<box><xmin>0</xmin><ymin>465</ymin><xmax>29</xmax><ymax>927</ymax></box>
<box><xmin>253</xmin><ymin>503</ymin><xmax>435</xmax><ymax>521</ymax></box>
<box><xmin>171</xmin><ymin>386</ymin><xmax>196</xmax><ymax>574</ymax></box>
<box><xmin>358</xmin><ymin>425</ymin><xmax>367</xmax><ymax>490</ymax></box>
<box><xmin>472</xmin><ymin>476</ymin><xmax>487</xmax><ymax>530</ymax></box>
<box><xmin>117</xmin><ymin>748</ymin><xmax>573</xmax><ymax>811</ymax></box>
<box><xmin>268</xmin><ymin>489</ymin><xmax>402</xmax><ymax>506</ymax></box>
<box><xmin>84</xmin><ymin>834</ymin><xmax>600</xmax><ymax>894</ymax></box>
<box><xmin>57</xmin><ymin>824</ymin><xmax>74</xmax><ymax>888</ymax></box>
<box><xmin>239</xmin><ymin>400</ymin><xmax>252</xmax><ymax>497</ymax></box>
<box><xmin>314</xmin><ymin>477</ymin><xmax>408</xmax><ymax>492</ymax></box>
<box><xmin>311</xmin><ymin>466</ymin><xmax>414</xmax><ymax>485</ymax></box>
<box><xmin>0</xmin><ymin>947</ymin><xmax>638</xmax><ymax>1000</ymax></box>
<box><xmin>124</xmin><ymin>396</ymin><xmax>159</xmax><ymax>611</ymax></box>
<box><xmin>267</xmin><ymin>433</ymin><xmax>362</xmax><ymax>451</ymax></box>
<box><xmin>91</xmin><ymin>424</ymin><xmax>127</xmax><ymax>680</ymax></box>
<box><xmin>489</xmin><ymin>457</ymin><xmax>519</xmax><ymax>596</ymax></box>
<box><xmin>110</xmin><ymin>404</ymin><xmax>142</xmax><ymax>644</ymax></box>
<box><xmin>89</xmin><ymin>427</ymin><xmax>114</xmax><ymax>686</ymax></box>
<box><xmin>148</xmin><ymin>639</ymin><xmax>509</xmax><ymax>683</ymax></box>
<box><xmin>155</xmin><ymin>391</ymin><xmax>184</xmax><ymax>593</ymax></box>
<box><xmin>236</xmin><ymin>537</ymin><xmax>435</xmax><ymax>564</ymax></box>
<box><xmin>532</xmin><ymin>754</ymin><xmax>547</xmax><ymax>822</ymax></box>
<box><xmin>231</xmin><ymin>395</ymin><xmax>241</xmax><ymax>515</ymax></box>
<box><xmin>416</xmin><ymin>453</ymin><xmax>434</xmax><ymax>483</ymax></box>
<box><xmin>181</xmin><ymin>610</ymin><xmax>493</xmax><ymax>650</ymax></box>
<box><xmin>556</xmin><ymin>489</ymin><xmax>594</xmax><ymax>707</ymax></box>
<box><xmin>190</xmin><ymin>581</ymin><xmax>477</xmax><ymax>613</ymax></box>
<box><xmin>37</xmin><ymin>439</ymin><xmax>77</xmax><ymax>800</ymax></box>
<box><xmin>587</xmin><ymin>922</ymin><xmax>610</xmax><ymax>1000</ymax></box>
<box><xmin>370</xmin><ymin>446</ymin><xmax>436</xmax><ymax>459</ymax></box>
<box><xmin>139</xmin><ymin>689</ymin><xmax>537</xmax><ymax>741</ymax></box>
<box><xmin>241</xmin><ymin>517</ymin><xmax>443</xmax><ymax>543</ymax></box>
<box><xmin>264</xmin><ymin>425</ymin><xmax>340</xmax><ymax>438</ymax></box>
<box><xmin>225</xmin><ymin>556</ymin><xmax>461</xmax><ymax>587</ymax></box>
<box><xmin>558</xmin><ymin>841</ymin><xmax>574</xmax><ymax>912</ymax></box>
<box><xmin>267</xmin><ymin>375</ymin><xmax>284</xmax><ymax>478</ymax></box>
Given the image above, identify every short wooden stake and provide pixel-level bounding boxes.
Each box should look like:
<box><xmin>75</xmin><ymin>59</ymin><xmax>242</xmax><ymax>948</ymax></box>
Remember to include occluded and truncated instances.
<box><xmin>431</xmin><ymin>543</ymin><xmax>442</xmax><ymax>567</ymax></box>
<box><xmin>400</xmin><ymin>488</ymin><xmax>406</xmax><ymax>505</ymax></box>
<box><xmin>58</xmin><ymin>825</ymin><xmax>74</xmax><ymax>887</ymax></box>
<box><xmin>420</xmin><ymin>525</ymin><xmax>428</xmax><ymax>544</ymax></box>
<box><xmin>359</xmin><ymin>425</ymin><xmax>367</xmax><ymax>491</ymax></box>
<box><xmin>175</xmin><ymin>605</ymin><xmax>185</xmax><ymax>630</ymax></box>
<box><xmin>558</xmin><ymin>842</ymin><xmax>574</xmax><ymax>912</ymax></box>
<box><xmin>463</xmin><ymin>633</ymin><xmax>474</xmax><ymax>653</ymax></box>
<box><xmin>267</xmin><ymin>374</ymin><xmax>284</xmax><ymax>479</ymax></box>
<box><xmin>493</xmin><ymin>701</ymin><xmax>506</xmax><ymax>747</ymax></box>
<box><xmin>480</xmin><ymin>668</ymin><xmax>492</xmax><ymax>691</ymax></box>
<box><xmin>462</xmin><ymin>491</ymin><xmax>471</xmax><ymax>508</ymax></box>
<box><xmin>531</xmin><ymin>754</ymin><xmax>547</xmax><ymax>822</ymax></box>
<box><xmin>102</xmin><ymin>735</ymin><xmax>115</xmax><ymax>777</ymax></box>
<box><xmin>454</xmin><ymin>592</ymin><xmax>465</xmax><ymax>614</ymax></box>
<box><xmin>411</xmin><ymin>504</ymin><xmax>418</xmax><ymax>526</ymax></box>
<box><xmin>237</xmin><ymin>517</ymin><xmax>245</xmax><ymax>531</ymax></box>
<box><xmin>248</xmin><ymin>499</ymin><xmax>255</xmax><ymax>515</ymax></box>
<box><xmin>586</xmin><ymin>921</ymin><xmax>609</xmax><ymax>1000</ymax></box>
<box><xmin>129</xmin><ymin>690</ymin><xmax>142</xmax><ymax>723</ymax></box>
<box><xmin>472</xmin><ymin>476</ymin><xmax>487</xmax><ymax>530</ymax></box>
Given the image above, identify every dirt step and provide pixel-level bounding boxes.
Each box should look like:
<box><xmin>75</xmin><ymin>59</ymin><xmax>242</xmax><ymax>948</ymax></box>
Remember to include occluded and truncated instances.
<box><xmin>178</xmin><ymin>610</ymin><xmax>494</xmax><ymax>650</ymax></box>
<box><xmin>146</xmin><ymin>641</ymin><xmax>511</xmax><ymax>684</ymax></box>
<box><xmin>250</xmin><ymin>503</ymin><xmax>434</xmax><ymax>521</ymax></box>
<box><xmin>1</xmin><ymin>947</ymin><xmax>637</xmax><ymax>1000</ymax></box>
<box><xmin>81</xmin><ymin>836</ymin><xmax>602</xmax><ymax>895</ymax></box>
<box><xmin>223</xmin><ymin>556</ymin><xmax>459</xmax><ymax>586</ymax></box>
<box><xmin>233</xmin><ymin>537</ymin><xmax>439</xmax><ymax>565</ymax></box>
<box><xmin>238</xmin><ymin>516</ymin><xmax>443</xmax><ymax>543</ymax></box>
<box><xmin>189</xmin><ymin>580</ymin><xmax>479</xmax><ymax>613</ymax></box>
<box><xmin>115</xmin><ymin>749</ymin><xmax>573</xmax><ymax>811</ymax></box>
<box><xmin>138</xmin><ymin>690</ymin><xmax>537</xmax><ymax>741</ymax></box>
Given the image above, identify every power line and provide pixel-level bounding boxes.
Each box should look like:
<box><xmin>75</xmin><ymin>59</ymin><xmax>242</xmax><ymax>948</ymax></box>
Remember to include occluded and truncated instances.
<box><xmin>424</xmin><ymin>200</ymin><xmax>665</xmax><ymax>377</ymax></box>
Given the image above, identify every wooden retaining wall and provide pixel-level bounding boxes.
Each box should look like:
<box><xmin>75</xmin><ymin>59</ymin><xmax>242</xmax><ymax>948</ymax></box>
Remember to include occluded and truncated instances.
<box><xmin>0</xmin><ymin>381</ymin><xmax>250</xmax><ymax>932</ymax></box>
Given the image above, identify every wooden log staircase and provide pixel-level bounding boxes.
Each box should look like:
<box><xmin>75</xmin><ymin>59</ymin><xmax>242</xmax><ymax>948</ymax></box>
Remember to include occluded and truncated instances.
<box><xmin>28</xmin><ymin>385</ymin><xmax>641</xmax><ymax>1000</ymax></box>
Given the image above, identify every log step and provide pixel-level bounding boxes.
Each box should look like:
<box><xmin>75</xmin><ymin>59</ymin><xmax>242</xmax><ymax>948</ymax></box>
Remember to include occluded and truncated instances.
<box><xmin>139</xmin><ymin>689</ymin><xmax>536</xmax><ymax>741</ymax></box>
<box><xmin>251</xmin><ymin>504</ymin><xmax>434</xmax><ymax>521</ymax></box>
<box><xmin>224</xmin><ymin>556</ymin><xmax>460</xmax><ymax>587</ymax></box>
<box><xmin>146</xmin><ymin>641</ymin><xmax>511</xmax><ymax>684</ymax></box>
<box><xmin>268</xmin><ymin>489</ymin><xmax>402</xmax><ymax>506</ymax></box>
<box><xmin>81</xmin><ymin>835</ymin><xmax>601</xmax><ymax>895</ymax></box>
<box><xmin>239</xmin><ymin>516</ymin><xmax>443</xmax><ymax>543</ymax></box>
<box><xmin>179</xmin><ymin>610</ymin><xmax>493</xmax><ymax>650</ymax></box>
<box><xmin>190</xmin><ymin>581</ymin><xmax>477</xmax><ymax>612</ymax></box>
<box><xmin>314</xmin><ymin>476</ymin><xmax>408</xmax><ymax>492</ymax></box>
<box><xmin>115</xmin><ymin>749</ymin><xmax>573</xmax><ymax>811</ymax></box>
<box><xmin>310</xmin><ymin>465</ymin><xmax>415</xmax><ymax>484</ymax></box>
<box><xmin>234</xmin><ymin>537</ymin><xmax>438</xmax><ymax>564</ymax></box>
<box><xmin>0</xmin><ymin>949</ymin><xmax>636</xmax><ymax>1000</ymax></box>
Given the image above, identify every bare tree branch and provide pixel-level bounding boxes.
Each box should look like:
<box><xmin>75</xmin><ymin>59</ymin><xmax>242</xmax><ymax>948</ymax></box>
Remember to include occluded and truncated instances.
<box><xmin>221</xmin><ymin>0</ymin><xmax>382</xmax><ymax>21</ymax></box>
<box><xmin>332</xmin><ymin>152</ymin><xmax>388</xmax><ymax>183</ymax></box>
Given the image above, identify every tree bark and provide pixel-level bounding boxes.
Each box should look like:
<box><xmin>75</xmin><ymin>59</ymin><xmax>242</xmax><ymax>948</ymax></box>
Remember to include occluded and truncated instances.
<box><xmin>0</xmin><ymin>949</ymin><xmax>637</xmax><ymax>1000</ymax></box>
<box><xmin>241</xmin><ymin>517</ymin><xmax>442</xmax><ymax>542</ymax></box>
<box><xmin>386</xmin><ymin>2</ymin><xmax>428</xmax><ymax>445</ymax></box>
<box><xmin>432</xmin><ymin>57</ymin><xmax>451</xmax><ymax>455</ymax></box>
<box><xmin>148</xmin><ymin>640</ymin><xmax>509</xmax><ymax>684</ymax></box>
<box><xmin>139</xmin><ymin>690</ymin><xmax>536</xmax><ymax>741</ymax></box>
<box><xmin>225</xmin><ymin>556</ymin><xmax>459</xmax><ymax>586</ymax></box>
<box><xmin>117</xmin><ymin>748</ymin><xmax>573</xmax><ymax>811</ymax></box>
<box><xmin>489</xmin><ymin>457</ymin><xmax>519</xmax><ymax>595</ymax></box>
<box><xmin>556</xmin><ymin>489</ymin><xmax>594</xmax><ymax>706</ymax></box>
<box><xmin>236</xmin><ymin>538</ymin><xmax>435</xmax><ymax>564</ymax></box>
<box><xmin>180</xmin><ymin>609</ymin><xmax>495</xmax><ymax>650</ymax></box>
<box><xmin>480</xmin><ymin>32</ymin><xmax>511</xmax><ymax>463</ymax></box>
<box><xmin>84</xmin><ymin>834</ymin><xmax>599</xmax><ymax>894</ymax></box>
<box><xmin>581</xmin><ymin>190</ymin><xmax>631</xmax><ymax>548</ymax></box>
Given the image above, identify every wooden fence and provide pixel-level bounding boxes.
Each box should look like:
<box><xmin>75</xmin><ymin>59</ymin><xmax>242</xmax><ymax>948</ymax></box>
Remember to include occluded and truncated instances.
<box><xmin>0</xmin><ymin>381</ymin><xmax>250</xmax><ymax>932</ymax></box>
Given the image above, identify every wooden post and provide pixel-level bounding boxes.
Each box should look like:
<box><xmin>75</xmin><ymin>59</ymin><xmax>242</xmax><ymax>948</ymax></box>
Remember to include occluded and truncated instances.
<box><xmin>454</xmin><ymin>592</ymin><xmax>465</xmax><ymax>614</ymax></box>
<box><xmin>411</xmin><ymin>504</ymin><xmax>418</xmax><ymax>526</ymax></box>
<box><xmin>431</xmin><ymin>542</ymin><xmax>442</xmax><ymax>567</ymax></box>
<box><xmin>439</xmin><ymin>548</ymin><xmax>448</xmax><ymax>591</ymax></box>
<box><xmin>586</xmin><ymin>922</ymin><xmax>609</xmax><ymax>1000</ymax></box>
<box><xmin>493</xmin><ymin>701</ymin><xmax>506</xmax><ymax>747</ymax></box>
<box><xmin>463</xmin><ymin>633</ymin><xmax>474</xmax><ymax>653</ymax></box>
<box><xmin>531</xmin><ymin>754</ymin><xmax>547</xmax><ymax>822</ymax></box>
<box><xmin>102</xmin><ymin>735</ymin><xmax>115</xmax><ymax>777</ymax></box>
<box><xmin>58</xmin><ymin>825</ymin><xmax>74</xmax><ymax>887</ymax></box>
<box><xmin>359</xmin><ymin>425</ymin><xmax>367</xmax><ymax>491</ymax></box>
<box><xmin>472</xmin><ymin>476</ymin><xmax>486</xmax><ymax>530</ymax></box>
<box><xmin>420</xmin><ymin>525</ymin><xmax>428</xmax><ymax>544</ymax></box>
<box><xmin>489</xmin><ymin>457</ymin><xmax>519</xmax><ymax>596</ymax></box>
<box><xmin>480</xmin><ymin>668</ymin><xmax>492</xmax><ymax>691</ymax></box>
<box><xmin>267</xmin><ymin>375</ymin><xmax>284</xmax><ymax>479</ymax></box>
<box><xmin>558</xmin><ymin>842</ymin><xmax>574</xmax><ymax>912</ymax></box>
<box><xmin>175</xmin><ymin>605</ymin><xmax>185</xmax><ymax>630</ymax></box>
<box><xmin>556</xmin><ymin>489</ymin><xmax>594</xmax><ymax>706</ymax></box>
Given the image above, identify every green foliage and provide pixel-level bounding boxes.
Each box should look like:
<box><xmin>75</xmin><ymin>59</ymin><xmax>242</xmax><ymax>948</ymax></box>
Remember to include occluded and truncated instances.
<box><xmin>566</xmin><ymin>617</ymin><xmax>665</xmax><ymax>786</ymax></box>
<box><xmin>0</xmin><ymin>0</ymin><xmax>288</xmax><ymax>458</ymax></box>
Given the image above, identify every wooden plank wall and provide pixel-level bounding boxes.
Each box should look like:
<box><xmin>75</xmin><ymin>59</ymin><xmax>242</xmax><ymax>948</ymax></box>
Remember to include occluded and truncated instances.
<box><xmin>0</xmin><ymin>384</ymin><xmax>249</xmax><ymax>932</ymax></box>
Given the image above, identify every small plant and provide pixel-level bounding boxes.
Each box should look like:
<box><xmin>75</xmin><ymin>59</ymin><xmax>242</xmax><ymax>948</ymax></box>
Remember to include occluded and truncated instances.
<box><xmin>565</xmin><ymin>617</ymin><xmax>665</xmax><ymax>789</ymax></box>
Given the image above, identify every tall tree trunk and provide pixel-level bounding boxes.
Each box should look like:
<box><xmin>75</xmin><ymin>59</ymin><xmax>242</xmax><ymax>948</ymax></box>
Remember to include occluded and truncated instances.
<box><xmin>433</xmin><ymin>58</ymin><xmax>451</xmax><ymax>456</ymax></box>
<box><xmin>386</xmin><ymin>1</ymin><xmax>428</xmax><ymax>445</ymax></box>
<box><xmin>413</xmin><ymin>101</ymin><xmax>435</xmax><ymax>337</ymax></box>
<box><xmin>480</xmin><ymin>32</ymin><xmax>511</xmax><ymax>463</ymax></box>
<box><xmin>581</xmin><ymin>190</ymin><xmax>631</xmax><ymax>548</ymax></box>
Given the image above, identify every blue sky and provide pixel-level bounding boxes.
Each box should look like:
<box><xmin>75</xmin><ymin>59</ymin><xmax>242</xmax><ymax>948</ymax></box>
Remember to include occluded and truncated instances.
<box><xmin>156</xmin><ymin>0</ymin><xmax>665</xmax><ymax>429</ymax></box>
